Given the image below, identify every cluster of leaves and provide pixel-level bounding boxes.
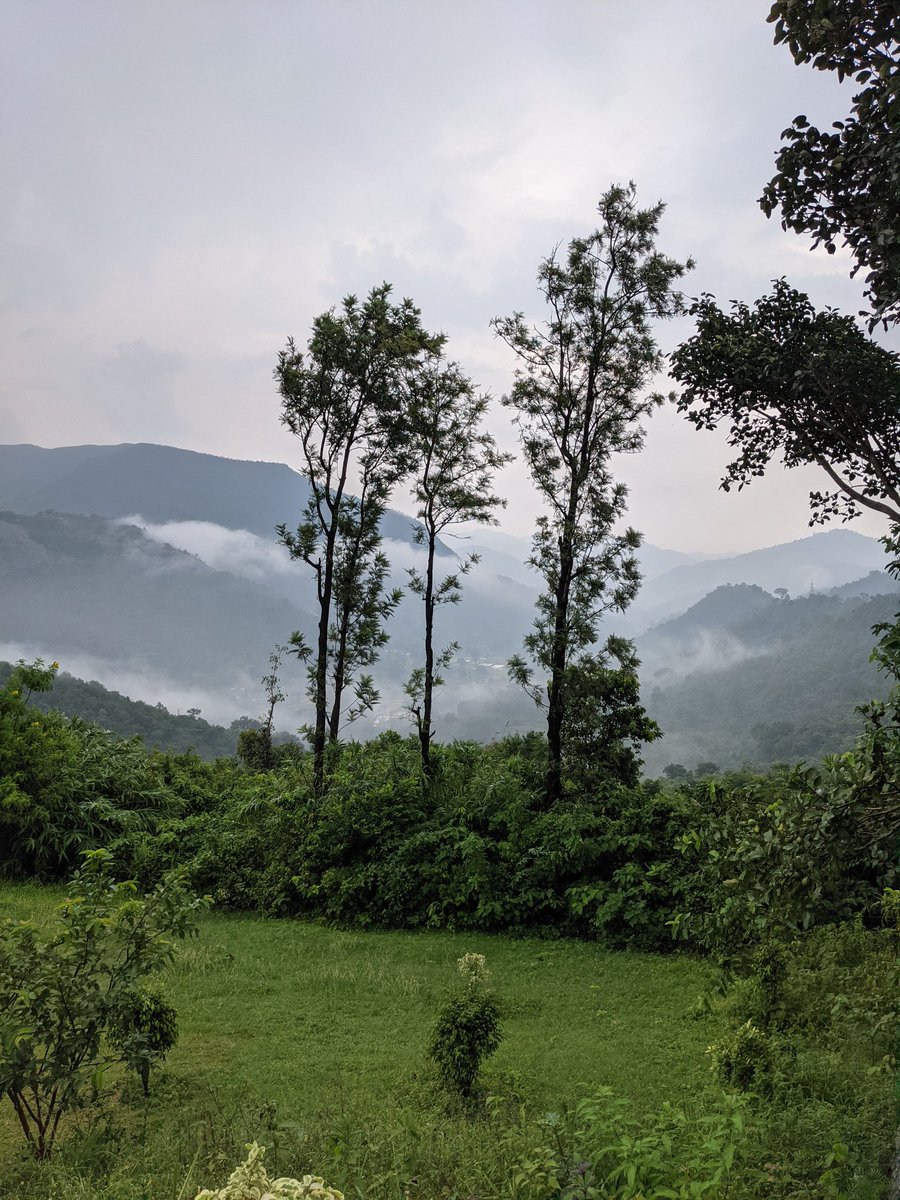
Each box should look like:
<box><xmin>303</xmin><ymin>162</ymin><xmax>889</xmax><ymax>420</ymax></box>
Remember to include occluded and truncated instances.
<box><xmin>670</xmin><ymin>280</ymin><xmax>900</xmax><ymax>529</ymax></box>
<box><xmin>501</xmin><ymin>1088</ymin><xmax>750</xmax><ymax>1200</ymax></box>
<box><xmin>668</xmin><ymin>654</ymin><xmax>900</xmax><ymax>960</ymax></box>
<box><xmin>0</xmin><ymin>852</ymin><xmax>204</xmax><ymax>1159</ymax></box>
<box><xmin>427</xmin><ymin>953</ymin><xmax>502</xmax><ymax>1101</ymax></box>
<box><xmin>195</xmin><ymin>1142</ymin><xmax>344</xmax><ymax>1200</ymax></box>
<box><xmin>0</xmin><ymin>660</ymin><xmax>171</xmax><ymax>879</ymax></box>
<box><xmin>762</xmin><ymin>0</ymin><xmax>900</xmax><ymax>328</ymax></box>
<box><xmin>107</xmin><ymin>986</ymin><xmax>178</xmax><ymax>1097</ymax></box>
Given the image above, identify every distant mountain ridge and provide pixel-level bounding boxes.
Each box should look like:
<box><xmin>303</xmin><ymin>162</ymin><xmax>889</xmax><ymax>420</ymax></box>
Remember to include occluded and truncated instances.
<box><xmin>0</xmin><ymin>442</ymin><xmax>452</xmax><ymax>553</ymax></box>
<box><xmin>1</xmin><ymin>441</ymin><xmax>897</xmax><ymax>771</ymax></box>
<box><xmin>628</xmin><ymin>528</ymin><xmax>890</xmax><ymax>631</ymax></box>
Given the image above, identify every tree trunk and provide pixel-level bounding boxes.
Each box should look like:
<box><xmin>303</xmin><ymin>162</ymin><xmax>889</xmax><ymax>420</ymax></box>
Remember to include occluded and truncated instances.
<box><xmin>545</xmin><ymin>510</ymin><xmax>577</xmax><ymax>808</ymax></box>
<box><xmin>420</xmin><ymin>529</ymin><xmax>437</xmax><ymax>776</ymax></box>
<box><xmin>313</xmin><ymin>525</ymin><xmax>337</xmax><ymax>798</ymax></box>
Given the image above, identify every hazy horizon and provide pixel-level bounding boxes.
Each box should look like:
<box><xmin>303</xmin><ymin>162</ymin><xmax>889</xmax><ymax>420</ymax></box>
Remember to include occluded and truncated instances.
<box><xmin>3</xmin><ymin>1</ymin><xmax>897</xmax><ymax>554</ymax></box>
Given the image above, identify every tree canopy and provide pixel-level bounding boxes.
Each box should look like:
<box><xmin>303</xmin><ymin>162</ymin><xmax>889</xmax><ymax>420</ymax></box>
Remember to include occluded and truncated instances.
<box><xmin>669</xmin><ymin>278</ymin><xmax>900</xmax><ymax>527</ymax></box>
<box><xmin>761</xmin><ymin>0</ymin><xmax>900</xmax><ymax>328</ymax></box>
<box><xmin>494</xmin><ymin>183</ymin><xmax>690</xmax><ymax>805</ymax></box>
<box><xmin>275</xmin><ymin>284</ymin><xmax>441</xmax><ymax>793</ymax></box>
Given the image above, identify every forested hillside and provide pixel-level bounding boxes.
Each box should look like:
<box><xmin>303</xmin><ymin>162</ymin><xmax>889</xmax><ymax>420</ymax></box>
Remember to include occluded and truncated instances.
<box><xmin>0</xmin><ymin>662</ymin><xmax>277</xmax><ymax>758</ymax></box>
<box><xmin>640</xmin><ymin>586</ymin><xmax>900</xmax><ymax>772</ymax></box>
<box><xmin>0</xmin><ymin>442</ymin><xmax>450</xmax><ymax>550</ymax></box>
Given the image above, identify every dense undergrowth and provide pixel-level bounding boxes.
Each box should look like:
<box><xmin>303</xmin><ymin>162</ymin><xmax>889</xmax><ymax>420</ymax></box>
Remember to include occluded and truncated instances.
<box><xmin>1</xmin><ymin>657</ymin><xmax>898</xmax><ymax>1197</ymax></box>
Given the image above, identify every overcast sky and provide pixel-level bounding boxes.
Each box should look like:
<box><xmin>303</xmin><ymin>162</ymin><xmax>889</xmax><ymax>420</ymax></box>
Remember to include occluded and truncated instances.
<box><xmin>2</xmin><ymin>0</ymin><xmax>896</xmax><ymax>554</ymax></box>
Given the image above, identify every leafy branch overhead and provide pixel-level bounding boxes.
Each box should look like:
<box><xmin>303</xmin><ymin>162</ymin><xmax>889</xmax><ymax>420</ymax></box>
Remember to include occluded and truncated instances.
<box><xmin>669</xmin><ymin>279</ymin><xmax>900</xmax><ymax>527</ymax></box>
<box><xmin>762</xmin><ymin>0</ymin><xmax>900</xmax><ymax>328</ymax></box>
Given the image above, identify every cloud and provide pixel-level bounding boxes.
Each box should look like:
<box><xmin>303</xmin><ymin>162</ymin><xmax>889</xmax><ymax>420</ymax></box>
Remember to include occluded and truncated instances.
<box><xmin>0</xmin><ymin>639</ymin><xmax>259</xmax><ymax>726</ymax></box>
<box><xmin>3</xmin><ymin>0</ymin><xmax>893</xmax><ymax>558</ymax></box>
<box><xmin>641</xmin><ymin>630</ymin><xmax>768</xmax><ymax>684</ymax></box>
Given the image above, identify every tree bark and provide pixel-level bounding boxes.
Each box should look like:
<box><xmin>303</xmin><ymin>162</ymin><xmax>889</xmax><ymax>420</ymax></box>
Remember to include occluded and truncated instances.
<box><xmin>420</xmin><ymin>529</ymin><xmax>437</xmax><ymax>776</ymax></box>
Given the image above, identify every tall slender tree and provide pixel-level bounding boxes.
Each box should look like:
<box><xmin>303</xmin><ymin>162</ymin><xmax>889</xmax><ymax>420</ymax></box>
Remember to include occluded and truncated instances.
<box><xmin>493</xmin><ymin>183</ymin><xmax>691</xmax><ymax>807</ymax></box>
<box><xmin>403</xmin><ymin>360</ymin><xmax>511</xmax><ymax>774</ymax></box>
<box><xmin>275</xmin><ymin>284</ymin><xmax>441</xmax><ymax>795</ymax></box>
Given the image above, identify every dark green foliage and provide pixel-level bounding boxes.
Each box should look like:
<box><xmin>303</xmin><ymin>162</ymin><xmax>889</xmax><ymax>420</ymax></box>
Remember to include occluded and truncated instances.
<box><xmin>560</xmin><ymin>637</ymin><xmax>660</xmax><ymax>790</ymax></box>
<box><xmin>108</xmin><ymin>986</ymin><xmax>178</xmax><ymax>1096</ymax></box>
<box><xmin>762</xmin><ymin>0</ymin><xmax>900</xmax><ymax>328</ymax></box>
<box><xmin>670</xmin><ymin>280</ymin><xmax>900</xmax><ymax>528</ymax></box>
<box><xmin>494</xmin><ymin>183</ymin><xmax>690</xmax><ymax>806</ymax></box>
<box><xmin>4</xmin><ymin>644</ymin><xmax>898</xmax><ymax>968</ymax></box>
<box><xmin>0</xmin><ymin>853</ymin><xmax>203</xmax><ymax>1158</ymax></box>
<box><xmin>427</xmin><ymin>955</ymin><xmax>502</xmax><ymax>1100</ymax></box>
<box><xmin>428</xmin><ymin>990</ymin><xmax>502</xmax><ymax>1100</ymax></box>
<box><xmin>506</xmin><ymin>1089</ymin><xmax>750</xmax><ymax>1200</ymax></box>
<box><xmin>0</xmin><ymin>661</ymin><xmax>170</xmax><ymax>879</ymax></box>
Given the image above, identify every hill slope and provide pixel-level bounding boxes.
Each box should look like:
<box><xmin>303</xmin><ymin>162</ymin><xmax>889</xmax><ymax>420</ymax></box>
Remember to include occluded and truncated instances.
<box><xmin>638</xmin><ymin>586</ymin><xmax>900</xmax><ymax>774</ymax></box>
<box><xmin>0</xmin><ymin>442</ymin><xmax>451</xmax><ymax>551</ymax></box>
<box><xmin>0</xmin><ymin>510</ymin><xmax>317</xmax><ymax>720</ymax></box>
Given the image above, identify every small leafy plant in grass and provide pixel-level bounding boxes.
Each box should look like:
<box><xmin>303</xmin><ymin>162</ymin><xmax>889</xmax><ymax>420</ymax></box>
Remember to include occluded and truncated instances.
<box><xmin>108</xmin><ymin>986</ymin><xmax>178</xmax><ymax>1096</ymax></box>
<box><xmin>428</xmin><ymin>952</ymin><xmax>502</xmax><ymax>1103</ymax></box>
<box><xmin>0</xmin><ymin>851</ymin><xmax>204</xmax><ymax>1159</ymax></box>
<box><xmin>502</xmin><ymin>1087</ymin><xmax>751</xmax><ymax>1199</ymax></box>
<box><xmin>195</xmin><ymin>1141</ymin><xmax>343</xmax><ymax>1200</ymax></box>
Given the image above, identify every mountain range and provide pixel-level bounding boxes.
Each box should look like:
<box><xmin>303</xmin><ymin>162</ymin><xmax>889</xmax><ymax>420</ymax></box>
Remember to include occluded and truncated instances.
<box><xmin>1</xmin><ymin>441</ymin><xmax>896</xmax><ymax>773</ymax></box>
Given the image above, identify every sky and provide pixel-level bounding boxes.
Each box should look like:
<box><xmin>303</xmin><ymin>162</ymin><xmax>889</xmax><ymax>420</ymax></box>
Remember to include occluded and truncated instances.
<box><xmin>2</xmin><ymin>0</ymin><xmax>896</xmax><ymax>555</ymax></box>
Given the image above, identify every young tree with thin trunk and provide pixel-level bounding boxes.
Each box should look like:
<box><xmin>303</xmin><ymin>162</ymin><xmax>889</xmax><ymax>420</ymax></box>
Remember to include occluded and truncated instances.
<box><xmin>403</xmin><ymin>360</ymin><xmax>511</xmax><ymax>774</ymax></box>
<box><xmin>493</xmin><ymin>183</ymin><xmax>691</xmax><ymax>808</ymax></box>
<box><xmin>326</xmin><ymin>479</ymin><xmax>402</xmax><ymax>741</ymax></box>
<box><xmin>275</xmin><ymin>284</ymin><xmax>441</xmax><ymax>796</ymax></box>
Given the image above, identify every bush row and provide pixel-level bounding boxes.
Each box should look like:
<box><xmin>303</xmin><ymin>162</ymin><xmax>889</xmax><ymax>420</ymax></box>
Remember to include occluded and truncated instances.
<box><xmin>3</xmin><ymin>660</ymin><xmax>897</xmax><ymax>955</ymax></box>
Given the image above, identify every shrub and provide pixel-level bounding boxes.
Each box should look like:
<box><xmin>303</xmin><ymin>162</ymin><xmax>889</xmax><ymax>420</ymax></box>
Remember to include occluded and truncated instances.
<box><xmin>428</xmin><ymin>952</ymin><xmax>502</xmax><ymax>1101</ymax></box>
<box><xmin>707</xmin><ymin>1020</ymin><xmax>775</xmax><ymax>1094</ymax></box>
<box><xmin>0</xmin><ymin>851</ymin><xmax>205</xmax><ymax>1158</ymax></box>
<box><xmin>108</xmin><ymin>986</ymin><xmax>178</xmax><ymax>1096</ymax></box>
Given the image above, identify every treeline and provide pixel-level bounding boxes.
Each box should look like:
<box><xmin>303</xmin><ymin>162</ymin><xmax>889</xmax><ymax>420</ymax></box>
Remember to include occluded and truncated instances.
<box><xmin>3</xmin><ymin>660</ymin><xmax>895</xmax><ymax>956</ymax></box>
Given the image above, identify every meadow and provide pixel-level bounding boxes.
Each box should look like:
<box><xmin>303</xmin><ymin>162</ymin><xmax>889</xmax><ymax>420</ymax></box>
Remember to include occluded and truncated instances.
<box><xmin>0</xmin><ymin>885</ymin><xmax>722</xmax><ymax>1199</ymax></box>
<box><xmin>1</xmin><ymin>662</ymin><xmax>896</xmax><ymax>1199</ymax></box>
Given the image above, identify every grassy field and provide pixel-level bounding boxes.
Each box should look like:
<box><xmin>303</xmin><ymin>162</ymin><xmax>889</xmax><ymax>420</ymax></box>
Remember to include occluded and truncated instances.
<box><xmin>0</xmin><ymin>883</ymin><xmax>724</xmax><ymax>1199</ymax></box>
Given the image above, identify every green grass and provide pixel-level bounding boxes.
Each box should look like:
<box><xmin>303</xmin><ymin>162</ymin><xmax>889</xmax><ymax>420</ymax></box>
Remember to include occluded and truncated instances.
<box><xmin>0</xmin><ymin>883</ymin><xmax>722</xmax><ymax>1199</ymax></box>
